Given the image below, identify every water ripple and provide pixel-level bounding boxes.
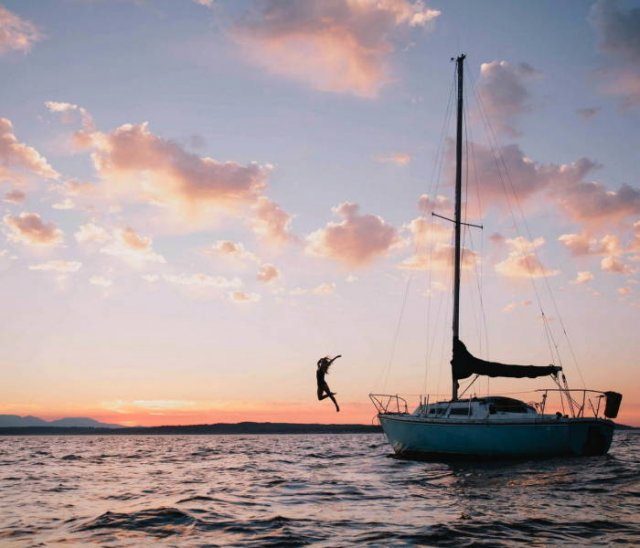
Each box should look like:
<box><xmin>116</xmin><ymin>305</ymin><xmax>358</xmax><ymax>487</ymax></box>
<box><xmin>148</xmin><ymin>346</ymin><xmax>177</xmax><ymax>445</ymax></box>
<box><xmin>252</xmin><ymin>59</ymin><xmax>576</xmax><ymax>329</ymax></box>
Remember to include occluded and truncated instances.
<box><xmin>0</xmin><ymin>431</ymin><xmax>638</xmax><ymax>545</ymax></box>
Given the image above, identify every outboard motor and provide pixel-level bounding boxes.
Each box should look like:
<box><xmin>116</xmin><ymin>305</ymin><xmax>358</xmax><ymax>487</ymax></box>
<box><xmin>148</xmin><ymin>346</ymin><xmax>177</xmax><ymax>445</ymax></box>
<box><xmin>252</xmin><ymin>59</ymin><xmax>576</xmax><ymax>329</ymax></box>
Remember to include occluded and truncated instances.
<box><xmin>604</xmin><ymin>391</ymin><xmax>622</xmax><ymax>419</ymax></box>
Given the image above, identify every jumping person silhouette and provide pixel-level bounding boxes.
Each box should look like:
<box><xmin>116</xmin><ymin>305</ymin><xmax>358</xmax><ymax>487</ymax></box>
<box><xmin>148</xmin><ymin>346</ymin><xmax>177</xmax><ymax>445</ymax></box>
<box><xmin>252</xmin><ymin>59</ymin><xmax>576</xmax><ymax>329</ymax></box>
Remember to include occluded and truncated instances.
<box><xmin>317</xmin><ymin>355</ymin><xmax>341</xmax><ymax>412</ymax></box>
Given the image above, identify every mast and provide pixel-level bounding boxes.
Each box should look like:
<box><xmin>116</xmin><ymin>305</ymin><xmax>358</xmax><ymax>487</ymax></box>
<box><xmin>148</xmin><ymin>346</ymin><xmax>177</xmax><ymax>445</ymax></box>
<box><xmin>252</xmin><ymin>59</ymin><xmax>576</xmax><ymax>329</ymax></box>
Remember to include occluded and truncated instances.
<box><xmin>452</xmin><ymin>54</ymin><xmax>465</xmax><ymax>401</ymax></box>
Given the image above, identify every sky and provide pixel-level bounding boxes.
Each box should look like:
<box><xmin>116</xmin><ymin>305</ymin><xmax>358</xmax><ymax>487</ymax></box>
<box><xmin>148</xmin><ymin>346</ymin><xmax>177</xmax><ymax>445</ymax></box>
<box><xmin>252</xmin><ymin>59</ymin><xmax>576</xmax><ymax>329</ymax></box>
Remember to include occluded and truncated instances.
<box><xmin>1</xmin><ymin>0</ymin><xmax>639</xmax><ymax>427</ymax></box>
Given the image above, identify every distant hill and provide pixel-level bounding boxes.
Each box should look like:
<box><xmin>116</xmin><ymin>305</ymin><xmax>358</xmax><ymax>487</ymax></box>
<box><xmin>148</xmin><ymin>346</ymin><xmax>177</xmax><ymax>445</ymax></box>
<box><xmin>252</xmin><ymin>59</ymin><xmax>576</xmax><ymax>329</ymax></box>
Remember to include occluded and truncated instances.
<box><xmin>0</xmin><ymin>421</ymin><xmax>382</xmax><ymax>436</ymax></box>
<box><xmin>0</xmin><ymin>414</ymin><xmax>121</xmax><ymax>429</ymax></box>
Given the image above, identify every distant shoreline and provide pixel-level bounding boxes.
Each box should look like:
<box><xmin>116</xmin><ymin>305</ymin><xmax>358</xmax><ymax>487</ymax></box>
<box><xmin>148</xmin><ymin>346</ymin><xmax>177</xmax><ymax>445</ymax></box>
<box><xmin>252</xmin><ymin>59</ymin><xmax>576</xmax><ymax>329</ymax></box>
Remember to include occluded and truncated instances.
<box><xmin>0</xmin><ymin>422</ymin><xmax>383</xmax><ymax>436</ymax></box>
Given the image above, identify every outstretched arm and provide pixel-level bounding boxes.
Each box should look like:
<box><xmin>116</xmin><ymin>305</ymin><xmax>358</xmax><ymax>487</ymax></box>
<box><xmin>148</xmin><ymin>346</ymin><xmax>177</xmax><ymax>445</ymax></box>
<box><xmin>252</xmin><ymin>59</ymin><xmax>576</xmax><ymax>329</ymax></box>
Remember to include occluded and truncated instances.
<box><xmin>328</xmin><ymin>354</ymin><xmax>342</xmax><ymax>365</ymax></box>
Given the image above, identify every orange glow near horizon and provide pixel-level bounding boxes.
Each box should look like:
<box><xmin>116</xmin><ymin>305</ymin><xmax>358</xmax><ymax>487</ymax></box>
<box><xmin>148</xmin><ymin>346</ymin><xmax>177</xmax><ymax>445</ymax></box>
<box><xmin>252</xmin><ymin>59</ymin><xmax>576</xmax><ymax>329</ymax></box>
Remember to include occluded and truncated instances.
<box><xmin>9</xmin><ymin>399</ymin><xmax>637</xmax><ymax>428</ymax></box>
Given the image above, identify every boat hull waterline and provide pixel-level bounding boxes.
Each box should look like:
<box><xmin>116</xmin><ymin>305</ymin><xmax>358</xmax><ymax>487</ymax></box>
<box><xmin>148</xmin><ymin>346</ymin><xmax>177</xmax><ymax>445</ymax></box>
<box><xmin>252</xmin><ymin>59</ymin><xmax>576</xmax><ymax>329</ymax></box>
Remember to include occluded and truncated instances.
<box><xmin>379</xmin><ymin>414</ymin><xmax>614</xmax><ymax>458</ymax></box>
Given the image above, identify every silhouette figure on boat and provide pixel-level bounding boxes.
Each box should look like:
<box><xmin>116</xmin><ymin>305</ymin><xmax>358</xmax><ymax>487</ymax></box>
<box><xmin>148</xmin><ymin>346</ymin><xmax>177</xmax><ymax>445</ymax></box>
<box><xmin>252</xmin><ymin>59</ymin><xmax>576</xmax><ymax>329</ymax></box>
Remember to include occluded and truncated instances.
<box><xmin>317</xmin><ymin>355</ymin><xmax>341</xmax><ymax>412</ymax></box>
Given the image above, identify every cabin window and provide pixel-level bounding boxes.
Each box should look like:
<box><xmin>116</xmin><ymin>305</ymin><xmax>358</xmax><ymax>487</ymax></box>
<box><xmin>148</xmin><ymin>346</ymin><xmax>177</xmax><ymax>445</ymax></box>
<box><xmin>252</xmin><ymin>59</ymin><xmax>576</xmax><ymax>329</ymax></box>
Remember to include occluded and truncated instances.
<box><xmin>449</xmin><ymin>408</ymin><xmax>470</xmax><ymax>416</ymax></box>
<box><xmin>488</xmin><ymin>400</ymin><xmax>534</xmax><ymax>414</ymax></box>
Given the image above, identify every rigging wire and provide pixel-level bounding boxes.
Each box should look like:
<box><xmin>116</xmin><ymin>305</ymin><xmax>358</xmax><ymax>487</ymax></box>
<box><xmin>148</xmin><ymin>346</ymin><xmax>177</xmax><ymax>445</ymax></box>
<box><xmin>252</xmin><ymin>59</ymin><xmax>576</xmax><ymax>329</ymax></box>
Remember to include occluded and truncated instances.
<box><xmin>377</xmin><ymin>68</ymin><xmax>457</xmax><ymax>394</ymax></box>
<box><xmin>421</xmin><ymin>64</ymin><xmax>458</xmax><ymax>396</ymax></box>
<box><xmin>466</xmin><ymin>63</ymin><xmax>579</xmax><ymax>381</ymax></box>
<box><xmin>380</xmin><ymin>273</ymin><xmax>413</xmax><ymax>391</ymax></box>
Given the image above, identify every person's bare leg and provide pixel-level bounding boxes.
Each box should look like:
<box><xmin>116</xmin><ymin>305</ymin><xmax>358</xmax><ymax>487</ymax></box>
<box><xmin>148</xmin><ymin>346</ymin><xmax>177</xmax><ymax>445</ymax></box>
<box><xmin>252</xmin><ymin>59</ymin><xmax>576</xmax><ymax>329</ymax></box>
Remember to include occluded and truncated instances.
<box><xmin>328</xmin><ymin>392</ymin><xmax>340</xmax><ymax>412</ymax></box>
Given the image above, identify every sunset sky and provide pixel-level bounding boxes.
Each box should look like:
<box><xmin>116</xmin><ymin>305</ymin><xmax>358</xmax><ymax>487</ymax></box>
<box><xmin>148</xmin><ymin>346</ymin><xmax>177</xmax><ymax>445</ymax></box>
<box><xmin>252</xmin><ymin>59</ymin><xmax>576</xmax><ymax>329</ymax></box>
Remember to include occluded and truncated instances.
<box><xmin>1</xmin><ymin>0</ymin><xmax>639</xmax><ymax>427</ymax></box>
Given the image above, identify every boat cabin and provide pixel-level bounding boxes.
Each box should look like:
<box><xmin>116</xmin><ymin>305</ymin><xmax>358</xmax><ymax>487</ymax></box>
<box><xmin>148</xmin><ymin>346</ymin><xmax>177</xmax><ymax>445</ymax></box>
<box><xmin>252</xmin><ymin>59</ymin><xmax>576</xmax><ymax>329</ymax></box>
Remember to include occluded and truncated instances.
<box><xmin>414</xmin><ymin>397</ymin><xmax>538</xmax><ymax>419</ymax></box>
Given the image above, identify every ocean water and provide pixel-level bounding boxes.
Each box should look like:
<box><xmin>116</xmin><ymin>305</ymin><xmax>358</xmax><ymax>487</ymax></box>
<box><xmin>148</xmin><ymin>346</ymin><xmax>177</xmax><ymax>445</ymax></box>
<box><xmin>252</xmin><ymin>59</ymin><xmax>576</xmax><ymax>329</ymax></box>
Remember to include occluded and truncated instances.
<box><xmin>0</xmin><ymin>432</ymin><xmax>638</xmax><ymax>546</ymax></box>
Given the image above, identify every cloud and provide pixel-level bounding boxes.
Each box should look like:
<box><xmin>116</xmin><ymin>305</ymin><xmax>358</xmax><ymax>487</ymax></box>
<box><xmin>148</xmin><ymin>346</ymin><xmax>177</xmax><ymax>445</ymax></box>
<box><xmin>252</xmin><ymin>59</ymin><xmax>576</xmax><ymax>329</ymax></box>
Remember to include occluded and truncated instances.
<box><xmin>52</xmin><ymin>198</ymin><xmax>75</xmax><ymax>210</ymax></box>
<box><xmin>100</xmin><ymin>227</ymin><xmax>166</xmax><ymax>266</ymax></box>
<box><xmin>78</xmin><ymin>122</ymin><xmax>267</xmax><ymax>212</ymax></box>
<box><xmin>164</xmin><ymin>273</ymin><xmax>241</xmax><ymax>289</ymax></box>
<box><xmin>3</xmin><ymin>212</ymin><xmax>63</xmax><ymax>246</ymax></box>
<box><xmin>290</xmin><ymin>281</ymin><xmax>336</xmax><ymax>296</ymax></box>
<box><xmin>477</xmin><ymin>60</ymin><xmax>539</xmax><ymax>136</ymax></box>
<box><xmin>457</xmin><ymin>140</ymin><xmax>640</xmax><ymax>227</ymax></box>
<box><xmin>572</xmin><ymin>271</ymin><xmax>594</xmax><ymax>284</ymax></box>
<box><xmin>312</xmin><ymin>281</ymin><xmax>335</xmax><ymax>295</ymax></box>
<box><xmin>0</xmin><ymin>118</ymin><xmax>59</xmax><ymax>181</ymax></box>
<box><xmin>4</xmin><ymin>189</ymin><xmax>25</xmax><ymax>204</ymax></box>
<box><xmin>451</xmin><ymin>141</ymin><xmax>598</xmax><ymax>206</ymax></box>
<box><xmin>206</xmin><ymin>240</ymin><xmax>258</xmax><ymax>262</ymax></box>
<box><xmin>589</xmin><ymin>0</ymin><xmax>640</xmax><ymax>107</ymax></box>
<box><xmin>375</xmin><ymin>152</ymin><xmax>411</xmax><ymax>166</ymax></box>
<box><xmin>233</xmin><ymin>0</ymin><xmax>440</xmax><ymax>97</ymax></box>
<box><xmin>495</xmin><ymin>236</ymin><xmax>559</xmax><ymax>278</ymax></box>
<box><xmin>601</xmin><ymin>255</ymin><xmax>632</xmax><ymax>274</ymax></box>
<box><xmin>398</xmin><ymin>196</ymin><xmax>476</xmax><ymax>271</ymax></box>
<box><xmin>502</xmin><ymin>299</ymin><xmax>532</xmax><ymax>313</ymax></box>
<box><xmin>257</xmin><ymin>263</ymin><xmax>280</xmax><ymax>283</ymax></box>
<box><xmin>558</xmin><ymin>233</ymin><xmax>622</xmax><ymax>257</ymax></box>
<box><xmin>229</xmin><ymin>290</ymin><xmax>261</xmax><ymax>303</ymax></box>
<box><xmin>45</xmin><ymin>101</ymin><xmax>94</xmax><ymax>130</ymax></box>
<box><xmin>552</xmin><ymin>179</ymin><xmax>640</xmax><ymax>227</ymax></box>
<box><xmin>53</xmin><ymin>110</ymin><xmax>295</xmax><ymax>238</ymax></box>
<box><xmin>617</xmin><ymin>286</ymin><xmax>632</xmax><ymax>296</ymax></box>
<box><xmin>251</xmin><ymin>196</ymin><xmax>297</xmax><ymax>245</ymax></box>
<box><xmin>399</xmin><ymin>243</ymin><xmax>477</xmax><ymax>271</ymax></box>
<box><xmin>90</xmin><ymin>275</ymin><xmax>113</xmax><ymax>288</ymax></box>
<box><xmin>0</xmin><ymin>4</ymin><xmax>41</xmax><ymax>55</ymax></box>
<box><xmin>418</xmin><ymin>193</ymin><xmax>450</xmax><ymax>214</ymax></box>
<box><xmin>75</xmin><ymin>222</ymin><xmax>110</xmax><ymax>244</ymax></box>
<box><xmin>307</xmin><ymin>202</ymin><xmax>399</xmax><ymax>267</ymax></box>
<box><xmin>29</xmin><ymin>260</ymin><xmax>82</xmax><ymax>273</ymax></box>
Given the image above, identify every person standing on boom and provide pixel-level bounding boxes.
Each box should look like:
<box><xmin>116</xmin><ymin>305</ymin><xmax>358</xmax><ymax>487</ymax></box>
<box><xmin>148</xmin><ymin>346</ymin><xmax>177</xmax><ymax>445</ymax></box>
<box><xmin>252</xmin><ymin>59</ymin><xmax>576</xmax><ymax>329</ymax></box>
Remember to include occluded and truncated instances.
<box><xmin>316</xmin><ymin>355</ymin><xmax>341</xmax><ymax>412</ymax></box>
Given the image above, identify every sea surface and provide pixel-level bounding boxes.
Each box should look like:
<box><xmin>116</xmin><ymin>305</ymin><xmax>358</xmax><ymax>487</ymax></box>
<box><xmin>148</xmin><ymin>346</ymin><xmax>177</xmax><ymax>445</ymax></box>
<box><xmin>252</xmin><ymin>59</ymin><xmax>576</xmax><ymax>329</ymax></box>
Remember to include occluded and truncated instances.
<box><xmin>0</xmin><ymin>432</ymin><xmax>638</xmax><ymax>546</ymax></box>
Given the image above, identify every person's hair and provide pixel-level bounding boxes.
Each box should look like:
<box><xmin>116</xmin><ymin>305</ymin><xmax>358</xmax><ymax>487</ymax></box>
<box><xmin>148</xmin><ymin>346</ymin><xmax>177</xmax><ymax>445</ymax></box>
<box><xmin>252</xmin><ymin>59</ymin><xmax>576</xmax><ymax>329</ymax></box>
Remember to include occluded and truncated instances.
<box><xmin>318</xmin><ymin>356</ymin><xmax>331</xmax><ymax>373</ymax></box>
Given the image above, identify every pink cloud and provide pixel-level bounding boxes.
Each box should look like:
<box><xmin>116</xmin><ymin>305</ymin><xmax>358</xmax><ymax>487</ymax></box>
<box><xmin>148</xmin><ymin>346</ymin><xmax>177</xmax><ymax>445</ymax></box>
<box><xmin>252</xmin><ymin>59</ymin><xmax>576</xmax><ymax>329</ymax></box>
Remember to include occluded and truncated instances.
<box><xmin>572</xmin><ymin>271</ymin><xmax>594</xmax><ymax>285</ymax></box>
<box><xmin>3</xmin><ymin>212</ymin><xmax>63</xmax><ymax>246</ymax></box>
<box><xmin>0</xmin><ymin>118</ymin><xmax>59</xmax><ymax>181</ymax></box>
<box><xmin>558</xmin><ymin>233</ymin><xmax>622</xmax><ymax>256</ymax></box>
<box><xmin>79</xmin><ymin>122</ymin><xmax>267</xmax><ymax>211</ymax></box>
<box><xmin>234</xmin><ymin>0</ymin><xmax>440</xmax><ymax>97</ymax></box>
<box><xmin>399</xmin><ymin>243</ymin><xmax>477</xmax><ymax>271</ymax></box>
<box><xmin>74</xmin><ymin>222</ymin><xmax>110</xmax><ymax>244</ymax></box>
<box><xmin>398</xmin><ymin>195</ymin><xmax>474</xmax><ymax>271</ymax></box>
<box><xmin>449</xmin><ymin>141</ymin><xmax>598</xmax><ymax>206</ymax></box>
<box><xmin>495</xmin><ymin>236</ymin><xmax>559</xmax><ymax>279</ymax></box>
<box><xmin>45</xmin><ymin>101</ymin><xmax>94</xmax><ymax>130</ymax></box>
<box><xmin>0</xmin><ymin>4</ymin><xmax>41</xmax><ymax>55</ymax></box>
<box><xmin>4</xmin><ymin>189</ymin><xmax>25</xmax><ymax>204</ymax></box>
<box><xmin>453</xmin><ymin>140</ymin><xmax>640</xmax><ymax>228</ymax></box>
<box><xmin>257</xmin><ymin>263</ymin><xmax>280</xmax><ymax>283</ymax></box>
<box><xmin>478</xmin><ymin>60</ymin><xmax>539</xmax><ymax>136</ymax></box>
<box><xmin>307</xmin><ymin>202</ymin><xmax>399</xmax><ymax>267</ymax></box>
<box><xmin>100</xmin><ymin>227</ymin><xmax>166</xmax><ymax>266</ymax></box>
<box><xmin>206</xmin><ymin>240</ymin><xmax>258</xmax><ymax>263</ymax></box>
<box><xmin>251</xmin><ymin>196</ymin><xmax>297</xmax><ymax>245</ymax></box>
<box><xmin>229</xmin><ymin>290</ymin><xmax>261</xmax><ymax>303</ymax></box>
<box><xmin>502</xmin><ymin>299</ymin><xmax>532</xmax><ymax>313</ymax></box>
<box><xmin>601</xmin><ymin>255</ymin><xmax>632</xmax><ymax>274</ymax></box>
<box><xmin>29</xmin><ymin>260</ymin><xmax>82</xmax><ymax>274</ymax></box>
<box><xmin>51</xmin><ymin>109</ymin><xmax>296</xmax><ymax>239</ymax></box>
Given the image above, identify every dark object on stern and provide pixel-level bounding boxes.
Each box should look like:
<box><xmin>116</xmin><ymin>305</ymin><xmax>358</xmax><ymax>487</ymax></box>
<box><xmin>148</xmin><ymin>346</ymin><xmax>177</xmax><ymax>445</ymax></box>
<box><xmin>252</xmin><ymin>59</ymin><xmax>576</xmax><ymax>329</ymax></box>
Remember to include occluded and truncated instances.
<box><xmin>604</xmin><ymin>391</ymin><xmax>622</xmax><ymax>419</ymax></box>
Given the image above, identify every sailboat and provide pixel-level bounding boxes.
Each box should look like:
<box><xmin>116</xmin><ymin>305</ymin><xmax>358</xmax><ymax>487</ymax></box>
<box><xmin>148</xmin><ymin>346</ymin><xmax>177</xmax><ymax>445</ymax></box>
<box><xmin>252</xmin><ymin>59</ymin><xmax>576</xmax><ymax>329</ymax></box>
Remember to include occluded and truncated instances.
<box><xmin>370</xmin><ymin>55</ymin><xmax>622</xmax><ymax>459</ymax></box>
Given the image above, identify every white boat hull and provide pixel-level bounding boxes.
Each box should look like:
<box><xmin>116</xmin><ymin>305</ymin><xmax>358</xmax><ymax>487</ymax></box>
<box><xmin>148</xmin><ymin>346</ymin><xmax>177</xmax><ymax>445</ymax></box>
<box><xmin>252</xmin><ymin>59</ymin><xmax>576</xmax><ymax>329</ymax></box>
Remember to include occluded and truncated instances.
<box><xmin>379</xmin><ymin>414</ymin><xmax>614</xmax><ymax>458</ymax></box>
